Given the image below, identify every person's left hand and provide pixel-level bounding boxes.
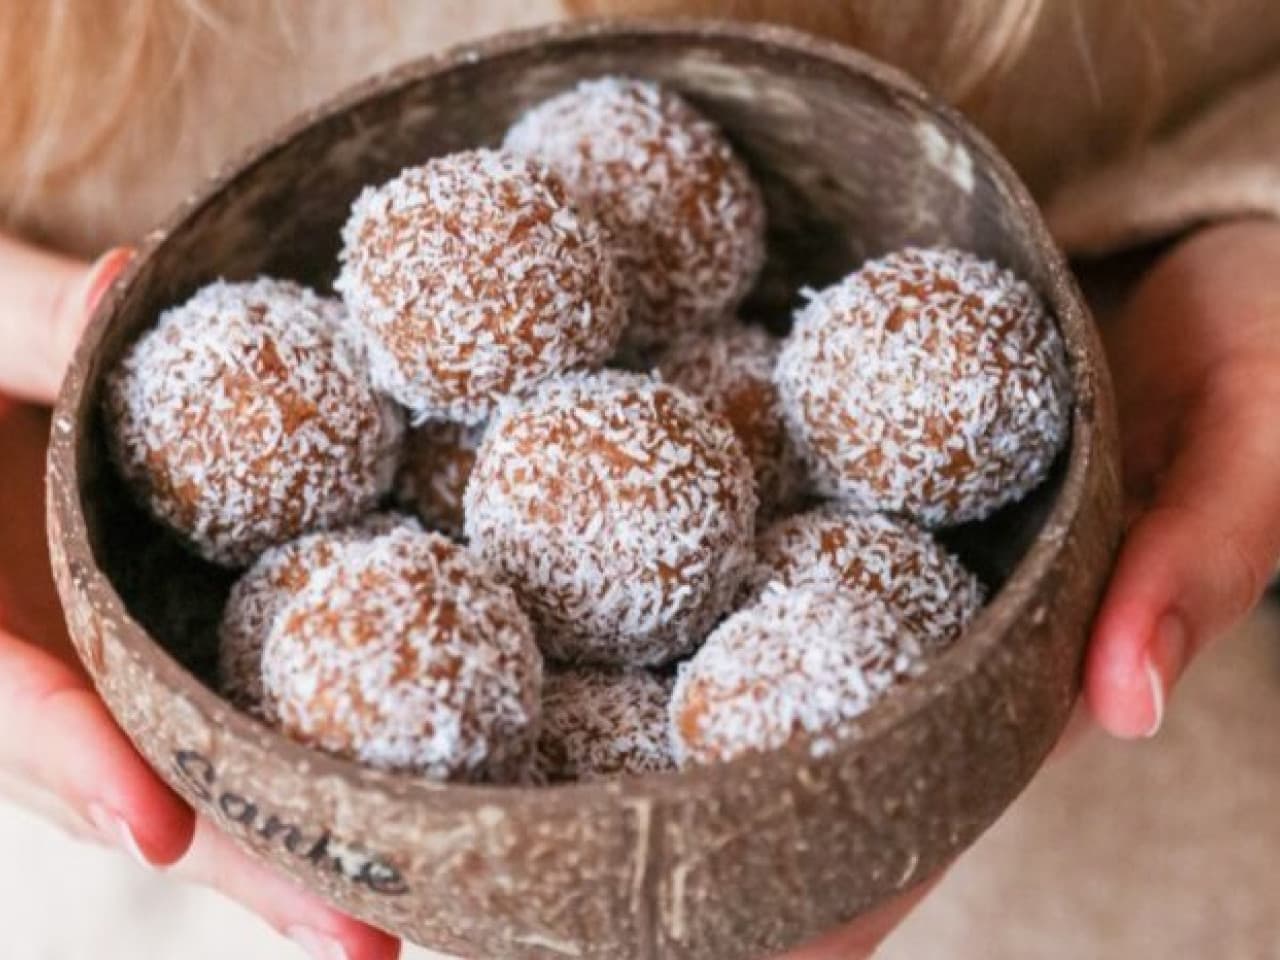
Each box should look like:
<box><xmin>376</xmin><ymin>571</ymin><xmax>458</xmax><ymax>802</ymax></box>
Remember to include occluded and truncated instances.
<box><xmin>773</xmin><ymin>218</ymin><xmax>1280</xmax><ymax>957</ymax></box>
<box><xmin>1084</xmin><ymin>218</ymin><xmax>1280</xmax><ymax>737</ymax></box>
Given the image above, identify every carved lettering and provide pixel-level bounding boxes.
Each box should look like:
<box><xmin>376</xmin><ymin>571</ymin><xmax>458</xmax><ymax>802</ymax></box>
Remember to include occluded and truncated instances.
<box><xmin>170</xmin><ymin>750</ymin><xmax>408</xmax><ymax>896</ymax></box>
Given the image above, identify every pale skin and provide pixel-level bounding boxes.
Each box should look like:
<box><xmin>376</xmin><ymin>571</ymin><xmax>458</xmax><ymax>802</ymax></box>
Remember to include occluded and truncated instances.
<box><xmin>2</xmin><ymin>217</ymin><xmax>1279</xmax><ymax>960</ymax></box>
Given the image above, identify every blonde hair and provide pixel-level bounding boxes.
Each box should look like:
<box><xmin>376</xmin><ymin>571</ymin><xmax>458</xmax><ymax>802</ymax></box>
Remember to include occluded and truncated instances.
<box><xmin>0</xmin><ymin>1</ymin><xmax>357</xmax><ymax>250</ymax></box>
<box><xmin>4</xmin><ymin>3</ymin><xmax>186</xmax><ymax>194</ymax></box>
<box><xmin>567</xmin><ymin>0</ymin><xmax>1051</xmax><ymax>102</ymax></box>
<box><xmin>3</xmin><ymin>0</ymin><xmax>1179</xmax><ymax>249</ymax></box>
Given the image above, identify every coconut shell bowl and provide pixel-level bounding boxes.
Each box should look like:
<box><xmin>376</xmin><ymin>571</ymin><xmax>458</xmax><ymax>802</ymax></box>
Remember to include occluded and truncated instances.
<box><xmin>46</xmin><ymin>18</ymin><xmax>1122</xmax><ymax>960</ymax></box>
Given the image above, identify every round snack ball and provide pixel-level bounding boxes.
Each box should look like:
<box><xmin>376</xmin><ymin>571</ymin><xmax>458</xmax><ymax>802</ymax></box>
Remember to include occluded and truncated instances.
<box><xmin>505</xmin><ymin>77</ymin><xmax>766</xmax><ymax>350</ymax></box>
<box><xmin>336</xmin><ymin>148</ymin><xmax>625</xmax><ymax>423</ymax></box>
<box><xmin>217</xmin><ymin>512</ymin><xmax>421</xmax><ymax>718</ymax></box>
<box><xmin>397</xmin><ymin>420</ymin><xmax>486</xmax><ymax>539</ymax></box>
<box><xmin>538</xmin><ymin>667</ymin><xmax>675</xmax><ymax>782</ymax></box>
<box><xmin>748</xmin><ymin>506</ymin><xmax>984</xmax><ymax>648</ymax></box>
<box><xmin>670</xmin><ymin>585</ymin><xmax>925</xmax><ymax>766</ymax></box>
<box><xmin>105</xmin><ymin>277</ymin><xmax>404</xmax><ymax>567</ymax></box>
<box><xmin>262</xmin><ymin>527</ymin><xmax>542</xmax><ymax>781</ymax></box>
<box><xmin>776</xmin><ymin>247</ymin><xmax>1072</xmax><ymax>526</ymax></box>
<box><xmin>465</xmin><ymin>370</ymin><xmax>757</xmax><ymax>667</ymax></box>
<box><xmin>657</xmin><ymin>324</ymin><xmax>805</xmax><ymax>518</ymax></box>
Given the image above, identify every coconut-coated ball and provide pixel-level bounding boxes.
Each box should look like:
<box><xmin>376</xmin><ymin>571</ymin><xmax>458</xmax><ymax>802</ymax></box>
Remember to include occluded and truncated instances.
<box><xmin>398</xmin><ymin>420</ymin><xmax>486</xmax><ymax>539</ymax></box>
<box><xmin>262</xmin><ymin>527</ymin><xmax>542</xmax><ymax>781</ymax></box>
<box><xmin>505</xmin><ymin>77</ymin><xmax>766</xmax><ymax>350</ymax></box>
<box><xmin>217</xmin><ymin>513</ymin><xmax>420</xmax><ymax>718</ymax></box>
<box><xmin>538</xmin><ymin>667</ymin><xmax>675</xmax><ymax>782</ymax></box>
<box><xmin>105</xmin><ymin>278</ymin><xmax>404</xmax><ymax>567</ymax></box>
<box><xmin>776</xmin><ymin>247</ymin><xmax>1072</xmax><ymax>526</ymax></box>
<box><xmin>670</xmin><ymin>585</ymin><xmax>925</xmax><ymax>766</ymax></box>
<box><xmin>465</xmin><ymin>371</ymin><xmax>757</xmax><ymax>667</ymax></box>
<box><xmin>748</xmin><ymin>506</ymin><xmax>984</xmax><ymax>647</ymax></box>
<box><xmin>657</xmin><ymin>324</ymin><xmax>805</xmax><ymax>518</ymax></box>
<box><xmin>337</xmin><ymin>148</ymin><xmax>626</xmax><ymax>424</ymax></box>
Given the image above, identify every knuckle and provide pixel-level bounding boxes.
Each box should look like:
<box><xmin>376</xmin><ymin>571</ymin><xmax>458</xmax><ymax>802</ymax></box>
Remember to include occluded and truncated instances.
<box><xmin>1145</xmin><ymin>501</ymin><xmax>1269</xmax><ymax>626</ymax></box>
<box><xmin>1217</xmin><ymin>527</ymin><xmax>1268</xmax><ymax>623</ymax></box>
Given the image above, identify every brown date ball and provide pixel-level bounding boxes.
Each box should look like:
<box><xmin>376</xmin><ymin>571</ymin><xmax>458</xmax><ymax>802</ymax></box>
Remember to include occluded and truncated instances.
<box><xmin>337</xmin><ymin>148</ymin><xmax>626</xmax><ymax>424</ymax></box>
<box><xmin>262</xmin><ymin>527</ymin><xmax>542</xmax><ymax>781</ymax></box>
<box><xmin>657</xmin><ymin>324</ymin><xmax>805</xmax><ymax>518</ymax></box>
<box><xmin>397</xmin><ymin>420</ymin><xmax>486</xmax><ymax>540</ymax></box>
<box><xmin>670</xmin><ymin>585</ymin><xmax>925</xmax><ymax>767</ymax></box>
<box><xmin>538</xmin><ymin>667</ymin><xmax>675</xmax><ymax>783</ymax></box>
<box><xmin>217</xmin><ymin>513</ymin><xmax>420</xmax><ymax>719</ymax></box>
<box><xmin>776</xmin><ymin>247</ymin><xmax>1072</xmax><ymax>526</ymax></box>
<box><xmin>505</xmin><ymin>77</ymin><xmax>766</xmax><ymax>350</ymax></box>
<box><xmin>748</xmin><ymin>506</ymin><xmax>984</xmax><ymax>648</ymax></box>
<box><xmin>465</xmin><ymin>371</ymin><xmax>757</xmax><ymax>667</ymax></box>
<box><xmin>104</xmin><ymin>278</ymin><xmax>404</xmax><ymax>567</ymax></box>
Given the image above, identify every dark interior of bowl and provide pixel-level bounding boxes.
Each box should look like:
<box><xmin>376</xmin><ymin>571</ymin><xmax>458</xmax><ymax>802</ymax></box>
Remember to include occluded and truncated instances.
<box><xmin>81</xmin><ymin>26</ymin><xmax>1069</xmax><ymax>713</ymax></box>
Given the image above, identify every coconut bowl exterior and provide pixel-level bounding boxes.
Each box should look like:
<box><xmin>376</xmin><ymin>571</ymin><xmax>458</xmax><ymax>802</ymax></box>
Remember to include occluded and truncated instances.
<box><xmin>46</xmin><ymin>19</ymin><xmax>1122</xmax><ymax>960</ymax></box>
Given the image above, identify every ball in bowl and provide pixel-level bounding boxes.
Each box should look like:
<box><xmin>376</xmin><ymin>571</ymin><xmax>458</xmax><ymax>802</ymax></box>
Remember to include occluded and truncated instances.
<box><xmin>776</xmin><ymin>246</ymin><xmax>1072</xmax><ymax>526</ymax></box>
<box><xmin>465</xmin><ymin>370</ymin><xmax>757</xmax><ymax>667</ymax></box>
<box><xmin>337</xmin><ymin>148</ymin><xmax>626</xmax><ymax>424</ymax></box>
<box><xmin>104</xmin><ymin>277</ymin><xmax>403</xmax><ymax>567</ymax></box>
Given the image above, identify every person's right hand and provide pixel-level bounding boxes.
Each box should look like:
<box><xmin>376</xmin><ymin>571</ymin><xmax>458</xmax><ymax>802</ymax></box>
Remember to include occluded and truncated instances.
<box><xmin>0</xmin><ymin>235</ymin><xmax>400</xmax><ymax>960</ymax></box>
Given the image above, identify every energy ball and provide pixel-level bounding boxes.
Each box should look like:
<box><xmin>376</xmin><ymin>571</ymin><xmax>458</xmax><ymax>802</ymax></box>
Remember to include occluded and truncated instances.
<box><xmin>538</xmin><ymin>667</ymin><xmax>675</xmax><ymax>782</ymax></box>
<box><xmin>670</xmin><ymin>585</ymin><xmax>925</xmax><ymax>766</ymax></box>
<box><xmin>337</xmin><ymin>148</ymin><xmax>625</xmax><ymax>424</ymax></box>
<box><xmin>657</xmin><ymin>324</ymin><xmax>805</xmax><ymax>518</ymax></box>
<box><xmin>505</xmin><ymin>77</ymin><xmax>766</xmax><ymax>350</ymax></box>
<box><xmin>776</xmin><ymin>247</ymin><xmax>1072</xmax><ymax>526</ymax></box>
<box><xmin>217</xmin><ymin>513</ymin><xmax>420</xmax><ymax>718</ymax></box>
<box><xmin>465</xmin><ymin>371</ymin><xmax>757</xmax><ymax>667</ymax></box>
<box><xmin>398</xmin><ymin>420</ymin><xmax>486</xmax><ymax>539</ymax></box>
<box><xmin>262</xmin><ymin>527</ymin><xmax>542</xmax><ymax>781</ymax></box>
<box><xmin>105</xmin><ymin>278</ymin><xmax>403</xmax><ymax>567</ymax></box>
<box><xmin>748</xmin><ymin>506</ymin><xmax>984</xmax><ymax>648</ymax></box>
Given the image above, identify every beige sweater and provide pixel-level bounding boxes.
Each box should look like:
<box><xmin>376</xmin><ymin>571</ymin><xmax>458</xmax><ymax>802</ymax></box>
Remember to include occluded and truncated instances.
<box><xmin>4</xmin><ymin>0</ymin><xmax>1279</xmax><ymax>259</ymax></box>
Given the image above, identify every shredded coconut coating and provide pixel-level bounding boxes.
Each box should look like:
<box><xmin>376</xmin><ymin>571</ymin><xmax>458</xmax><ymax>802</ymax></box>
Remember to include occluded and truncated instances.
<box><xmin>398</xmin><ymin>420</ymin><xmax>487</xmax><ymax>539</ymax></box>
<box><xmin>465</xmin><ymin>370</ymin><xmax>757</xmax><ymax>667</ymax></box>
<box><xmin>538</xmin><ymin>667</ymin><xmax>675</xmax><ymax>783</ymax></box>
<box><xmin>670</xmin><ymin>585</ymin><xmax>926</xmax><ymax>766</ymax></box>
<box><xmin>748</xmin><ymin>506</ymin><xmax>984</xmax><ymax>648</ymax></box>
<box><xmin>336</xmin><ymin>148</ymin><xmax>626</xmax><ymax>424</ymax></box>
<box><xmin>217</xmin><ymin>513</ymin><xmax>421</xmax><ymax>719</ymax></box>
<box><xmin>262</xmin><ymin>527</ymin><xmax>542</xmax><ymax>781</ymax></box>
<box><xmin>657</xmin><ymin>324</ymin><xmax>806</xmax><ymax>518</ymax></box>
<box><xmin>776</xmin><ymin>247</ymin><xmax>1072</xmax><ymax>526</ymax></box>
<box><xmin>104</xmin><ymin>278</ymin><xmax>404</xmax><ymax>567</ymax></box>
<box><xmin>505</xmin><ymin>77</ymin><xmax>766</xmax><ymax>350</ymax></box>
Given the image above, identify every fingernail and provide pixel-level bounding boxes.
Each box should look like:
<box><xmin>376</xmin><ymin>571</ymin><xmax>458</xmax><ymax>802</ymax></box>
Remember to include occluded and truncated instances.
<box><xmin>87</xmin><ymin>803</ymin><xmax>150</xmax><ymax>867</ymax></box>
<box><xmin>82</xmin><ymin>246</ymin><xmax>135</xmax><ymax>315</ymax></box>
<box><xmin>1143</xmin><ymin>613</ymin><xmax>1188</xmax><ymax>738</ymax></box>
<box><xmin>287</xmin><ymin>927</ymin><xmax>350</xmax><ymax>960</ymax></box>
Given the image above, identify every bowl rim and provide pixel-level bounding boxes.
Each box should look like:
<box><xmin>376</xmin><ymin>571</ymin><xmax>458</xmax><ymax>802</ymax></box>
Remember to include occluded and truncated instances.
<box><xmin>50</xmin><ymin>16</ymin><xmax>1102</xmax><ymax>811</ymax></box>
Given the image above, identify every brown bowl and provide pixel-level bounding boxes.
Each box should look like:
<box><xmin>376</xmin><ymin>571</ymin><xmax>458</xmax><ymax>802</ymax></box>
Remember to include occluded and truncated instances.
<box><xmin>47</xmin><ymin>18</ymin><xmax>1122</xmax><ymax>960</ymax></box>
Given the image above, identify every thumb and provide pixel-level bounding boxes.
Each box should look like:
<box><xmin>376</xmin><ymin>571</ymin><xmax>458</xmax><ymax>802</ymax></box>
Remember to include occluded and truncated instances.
<box><xmin>0</xmin><ymin>238</ymin><xmax>133</xmax><ymax>404</ymax></box>
<box><xmin>1086</xmin><ymin>358</ymin><xmax>1280</xmax><ymax>738</ymax></box>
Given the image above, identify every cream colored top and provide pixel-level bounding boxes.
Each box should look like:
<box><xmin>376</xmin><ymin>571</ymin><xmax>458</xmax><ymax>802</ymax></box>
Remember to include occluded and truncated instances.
<box><xmin>4</xmin><ymin>0</ymin><xmax>1279</xmax><ymax>258</ymax></box>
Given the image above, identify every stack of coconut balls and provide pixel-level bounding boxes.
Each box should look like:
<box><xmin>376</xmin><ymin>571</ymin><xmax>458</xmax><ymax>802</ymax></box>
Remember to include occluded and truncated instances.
<box><xmin>105</xmin><ymin>77</ymin><xmax>1072</xmax><ymax>785</ymax></box>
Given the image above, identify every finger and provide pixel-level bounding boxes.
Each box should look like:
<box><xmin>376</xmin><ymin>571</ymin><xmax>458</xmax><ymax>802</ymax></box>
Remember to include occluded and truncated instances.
<box><xmin>0</xmin><ymin>401</ymin><xmax>81</xmax><ymax>666</ymax></box>
<box><xmin>0</xmin><ymin>628</ymin><xmax>194</xmax><ymax>865</ymax></box>
<box><xmin>1086</xmin><ymin>358</ymin><xmax>1280</xmax><ymax>738</ymax></box>
<box><xmin>777</xmin><ymin>874</ymin><xmax>942</xmax><ymax>960</ymax></box>
<box><xmin>171</xmin><ymin>819</ymin><xmax>401</xmax><ymax>960</ymax></box>
<box><xmin>0</xmin><ymin>239</ymin><xmax>132</xmax><ymax>404</ymax></box>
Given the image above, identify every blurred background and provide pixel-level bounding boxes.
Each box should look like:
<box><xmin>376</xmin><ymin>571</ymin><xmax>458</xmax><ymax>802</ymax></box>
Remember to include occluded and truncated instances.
<box><xmin>5</xmin><ymin>603</ymin><xmax>1278</xmax><ymax>959</ymax></box>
